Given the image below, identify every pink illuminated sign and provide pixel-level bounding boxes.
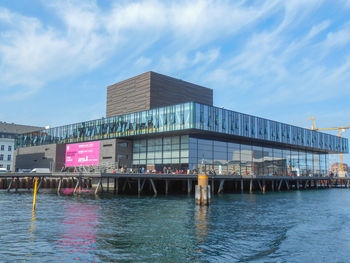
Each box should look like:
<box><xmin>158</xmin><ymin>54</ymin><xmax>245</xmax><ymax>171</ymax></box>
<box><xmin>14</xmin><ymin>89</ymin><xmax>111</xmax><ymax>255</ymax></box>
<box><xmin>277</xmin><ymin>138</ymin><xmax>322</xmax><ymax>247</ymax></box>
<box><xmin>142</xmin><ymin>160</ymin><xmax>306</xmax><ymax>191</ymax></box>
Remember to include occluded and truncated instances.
<box><xmin>65</xmin><ymin>141</ymin><xmax>100</xmax><ymax>167</ymax></box>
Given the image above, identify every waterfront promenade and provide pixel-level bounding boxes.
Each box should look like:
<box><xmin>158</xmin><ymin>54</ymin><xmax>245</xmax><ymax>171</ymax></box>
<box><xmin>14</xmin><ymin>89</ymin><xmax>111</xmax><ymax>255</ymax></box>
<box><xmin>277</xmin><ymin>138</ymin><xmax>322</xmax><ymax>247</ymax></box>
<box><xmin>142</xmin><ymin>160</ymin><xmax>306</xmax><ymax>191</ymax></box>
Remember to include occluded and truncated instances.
<box><xmin>1</xmin><ymin>172</ymin><xmax>349</xmax><ymax>195</ymax></box>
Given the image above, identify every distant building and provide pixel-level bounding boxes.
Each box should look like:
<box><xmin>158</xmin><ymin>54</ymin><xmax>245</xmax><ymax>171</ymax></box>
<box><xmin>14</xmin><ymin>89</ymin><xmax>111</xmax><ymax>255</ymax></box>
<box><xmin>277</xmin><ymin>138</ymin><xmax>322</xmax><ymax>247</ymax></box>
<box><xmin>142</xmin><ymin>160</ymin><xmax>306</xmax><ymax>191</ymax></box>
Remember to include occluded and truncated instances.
<box><xmin>0</xmin><ymin>122</ymin><xmax>43</xmax><ymax>171</ymax></box>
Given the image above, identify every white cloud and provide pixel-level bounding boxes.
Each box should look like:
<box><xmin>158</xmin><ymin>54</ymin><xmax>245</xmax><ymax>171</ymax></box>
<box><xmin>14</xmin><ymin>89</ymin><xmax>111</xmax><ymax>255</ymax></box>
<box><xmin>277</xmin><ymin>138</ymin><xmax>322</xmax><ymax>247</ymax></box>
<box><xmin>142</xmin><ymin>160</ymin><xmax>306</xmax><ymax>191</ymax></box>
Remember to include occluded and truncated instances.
<box><xmin>0</xmin><ymin>0</ymin><xmax>282</xmax><ymax>101</ymax></box>
<box><xmin>0</xmin><ymin>0</ymin><xmax>349</xmax><ymax>111</ymax></box>
<box><xmin>323</xmin><ymin>23</ymin><xmax>350</xmax><ymax>48</ymax></box>
<box><xmin>306</xmin><ymin>20</ymin><xmax>331</xmax><ymax>40</ymax></box>
<box><xmin>134</xmin><ymin>56</ymin><xmax>152</xmax><ymax>68</ymax></box>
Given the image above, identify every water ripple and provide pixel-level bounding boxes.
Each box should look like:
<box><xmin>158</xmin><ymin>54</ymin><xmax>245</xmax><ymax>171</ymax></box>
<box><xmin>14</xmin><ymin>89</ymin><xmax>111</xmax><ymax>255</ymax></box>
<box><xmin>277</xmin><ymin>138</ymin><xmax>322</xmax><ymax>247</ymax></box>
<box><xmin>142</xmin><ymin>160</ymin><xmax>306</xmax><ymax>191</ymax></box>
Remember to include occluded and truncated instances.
<box><xmin>0</xmin><ymin>190</ymin><xmax>350</xmax><ymax>262</ymax></box>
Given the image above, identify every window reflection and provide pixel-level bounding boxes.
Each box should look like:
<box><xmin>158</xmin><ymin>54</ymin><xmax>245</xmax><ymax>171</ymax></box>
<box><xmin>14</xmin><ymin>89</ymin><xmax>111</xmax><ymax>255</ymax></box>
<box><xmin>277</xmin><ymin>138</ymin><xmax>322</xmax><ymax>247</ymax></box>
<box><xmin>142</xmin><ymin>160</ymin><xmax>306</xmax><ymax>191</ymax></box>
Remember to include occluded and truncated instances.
<box><xmin>15</xmin><ymin>100</ymin><xmax>346</xmax><ymax>176</ymax></box>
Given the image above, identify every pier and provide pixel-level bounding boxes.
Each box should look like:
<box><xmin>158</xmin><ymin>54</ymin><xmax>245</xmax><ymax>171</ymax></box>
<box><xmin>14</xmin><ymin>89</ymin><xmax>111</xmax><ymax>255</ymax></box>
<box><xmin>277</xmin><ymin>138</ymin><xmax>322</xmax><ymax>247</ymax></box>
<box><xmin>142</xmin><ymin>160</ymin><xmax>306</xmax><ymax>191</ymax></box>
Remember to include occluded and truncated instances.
<box><xmin>1</xmin><ymin>173</ymin><xmax>349</xmax><ymax>195</ymax></box>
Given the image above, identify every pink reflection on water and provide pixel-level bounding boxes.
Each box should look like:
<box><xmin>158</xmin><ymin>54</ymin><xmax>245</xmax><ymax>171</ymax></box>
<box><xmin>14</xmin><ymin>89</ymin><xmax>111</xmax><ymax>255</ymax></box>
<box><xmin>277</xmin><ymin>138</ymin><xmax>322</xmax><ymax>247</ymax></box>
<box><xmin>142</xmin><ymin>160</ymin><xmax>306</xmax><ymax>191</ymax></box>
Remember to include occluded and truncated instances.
<box><xmin>61</xmin><ymin>189</ymin><xmax>94</xmax><ymax>195</ymax></box>
<box><xmin>56</xmin><ymin>202</ymin><xmax>100</xmax><ymax>255</ymax></box>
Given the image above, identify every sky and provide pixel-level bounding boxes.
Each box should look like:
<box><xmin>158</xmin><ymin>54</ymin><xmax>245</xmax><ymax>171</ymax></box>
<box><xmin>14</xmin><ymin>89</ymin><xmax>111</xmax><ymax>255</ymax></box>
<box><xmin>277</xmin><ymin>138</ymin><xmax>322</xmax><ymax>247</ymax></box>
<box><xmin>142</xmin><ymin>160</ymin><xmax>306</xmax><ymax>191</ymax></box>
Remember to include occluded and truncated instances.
<box><xmin>0</xmin><ymin>0</ymin><xmax>349</xmax><ymax>164</ymax></box>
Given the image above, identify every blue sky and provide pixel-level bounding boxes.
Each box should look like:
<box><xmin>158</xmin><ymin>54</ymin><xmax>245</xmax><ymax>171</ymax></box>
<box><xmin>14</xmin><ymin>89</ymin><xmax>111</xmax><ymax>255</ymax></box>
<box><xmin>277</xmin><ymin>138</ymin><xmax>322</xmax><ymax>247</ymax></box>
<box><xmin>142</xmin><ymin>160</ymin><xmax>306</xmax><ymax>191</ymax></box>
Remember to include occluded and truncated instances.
<box><xmin>0</xmin><ymin>0</ymin><xmax>349</xmax><ymax>164</ymax></box>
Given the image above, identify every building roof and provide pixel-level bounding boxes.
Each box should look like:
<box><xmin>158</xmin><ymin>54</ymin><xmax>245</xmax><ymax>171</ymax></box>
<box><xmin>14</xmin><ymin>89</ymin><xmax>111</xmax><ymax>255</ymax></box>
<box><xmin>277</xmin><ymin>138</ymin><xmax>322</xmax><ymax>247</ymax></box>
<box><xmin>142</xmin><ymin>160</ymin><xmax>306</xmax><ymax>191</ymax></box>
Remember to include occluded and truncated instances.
<box><xmin>0</xmin><ymin>122</ymin><xmax>43</xmax><ymax>135</ymax></box>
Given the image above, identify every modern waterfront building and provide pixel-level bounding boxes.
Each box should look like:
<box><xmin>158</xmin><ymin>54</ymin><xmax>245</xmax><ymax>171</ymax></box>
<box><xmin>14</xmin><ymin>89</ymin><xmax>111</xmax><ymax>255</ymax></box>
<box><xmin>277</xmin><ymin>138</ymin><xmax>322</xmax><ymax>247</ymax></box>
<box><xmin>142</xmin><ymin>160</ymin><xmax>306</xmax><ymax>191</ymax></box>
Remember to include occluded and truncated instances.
<box><xmin>14</xmin><ymin>72</ymin><xmax>349</xmax><ymax>176</ymax></box>
<box><xmin>0</xmin><ymin>122</ymin><xmax>43</xmax><ymax>171</ymax></box>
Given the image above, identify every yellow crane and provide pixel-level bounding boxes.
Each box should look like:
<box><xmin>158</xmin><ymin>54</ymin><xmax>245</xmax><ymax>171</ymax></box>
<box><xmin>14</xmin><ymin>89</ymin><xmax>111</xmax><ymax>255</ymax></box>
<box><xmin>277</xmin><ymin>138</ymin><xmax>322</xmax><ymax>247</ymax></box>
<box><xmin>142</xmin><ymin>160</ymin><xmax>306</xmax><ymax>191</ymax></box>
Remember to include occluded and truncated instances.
<box><xmin>308</xmin><ymin>116</ymin><xmax>349</xmax><ymax>173</ymax></box>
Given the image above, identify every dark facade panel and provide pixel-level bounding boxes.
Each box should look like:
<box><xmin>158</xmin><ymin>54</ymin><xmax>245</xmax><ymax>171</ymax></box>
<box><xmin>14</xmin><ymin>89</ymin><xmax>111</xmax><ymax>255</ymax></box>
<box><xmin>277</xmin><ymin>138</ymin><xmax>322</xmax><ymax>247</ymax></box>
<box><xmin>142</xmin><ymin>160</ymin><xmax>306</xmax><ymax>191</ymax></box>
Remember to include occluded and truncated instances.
<box><xmin>99</xmin><ymin>138</ymin><xmax>132</xmax><ymax>169</ymax></box>
<box><xmin>106</xmin><ymin>71</ymin><xmax>213</xmax><ymax>118</ymax></box>
<box><xmin>106</xmin><ymin>72</ymin><xmax>151</xmax><ymax>117</ymax></box>
<box><xmin>13</xmin><ymin>143</ymin><xmax>65</xmax><ymax>172</ymax></box>
<box><xmin>100</xmin><ymin>139</ymin><xmax>117</xmax><ymax>166</ymax></box>
<box><xmin>150</xmin><ymin>72</ymin><xmax>213</xmax><ymax>109</ymax></box>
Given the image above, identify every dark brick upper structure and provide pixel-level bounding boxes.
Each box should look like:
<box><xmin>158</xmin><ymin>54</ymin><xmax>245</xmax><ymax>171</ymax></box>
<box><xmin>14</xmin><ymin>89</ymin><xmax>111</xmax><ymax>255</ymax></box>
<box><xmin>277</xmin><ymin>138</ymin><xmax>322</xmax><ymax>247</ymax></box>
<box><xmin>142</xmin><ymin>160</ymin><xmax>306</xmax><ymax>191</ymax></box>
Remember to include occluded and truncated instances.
<box><xmin>106</xmin><ymin>71</ymin><xmax>213</xmax><ymax>117</ymax></box>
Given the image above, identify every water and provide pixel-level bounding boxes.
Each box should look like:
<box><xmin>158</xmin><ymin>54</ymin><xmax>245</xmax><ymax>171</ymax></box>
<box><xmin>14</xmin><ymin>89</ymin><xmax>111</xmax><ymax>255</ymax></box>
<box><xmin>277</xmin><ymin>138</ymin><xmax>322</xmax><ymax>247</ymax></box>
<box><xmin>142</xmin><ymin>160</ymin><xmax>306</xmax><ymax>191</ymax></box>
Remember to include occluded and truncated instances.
<box><xmin>1</xmin><ymin>189</ymin><xmax>350</xmax><ymax>262</ymax></box>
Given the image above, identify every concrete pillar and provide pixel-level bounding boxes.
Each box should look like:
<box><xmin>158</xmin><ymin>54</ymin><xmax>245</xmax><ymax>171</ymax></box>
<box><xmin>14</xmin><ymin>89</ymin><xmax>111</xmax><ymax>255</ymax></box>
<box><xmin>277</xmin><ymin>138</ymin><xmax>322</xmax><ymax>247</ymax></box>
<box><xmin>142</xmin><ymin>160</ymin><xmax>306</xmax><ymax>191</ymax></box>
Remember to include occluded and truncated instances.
<box><xmin>196</xmin><ymin>174</ymin><xmax>210</xmax><ymax>205</ymax></box>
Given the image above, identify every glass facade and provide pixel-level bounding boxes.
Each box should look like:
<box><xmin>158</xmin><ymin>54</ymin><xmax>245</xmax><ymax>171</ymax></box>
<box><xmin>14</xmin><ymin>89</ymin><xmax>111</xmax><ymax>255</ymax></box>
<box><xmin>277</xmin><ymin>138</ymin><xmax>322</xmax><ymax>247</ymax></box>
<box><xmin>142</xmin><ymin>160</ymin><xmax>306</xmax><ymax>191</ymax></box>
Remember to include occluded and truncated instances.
<box><xmin>15</xmin><ymin>102</ymin><xmax>348</xmax><ymax>155</ymax></box>
<box><xmin>193</xmin><ymin>104</ymin><xmax>348</xmax><ymax>153</ymax></box>
<box><xmin>188</xmin><ymin>137</ymin><xmax>329</xmax><ymax>176</ymax></box>
<box><xmin>16</xmin><ymin>103</ymin><xmax>195</xmax><ymax>148</ymax></box>
<box><xmin>133</xmin><ymin>135</ymin><xmax>189</xmax><ymax>170</ymax></box>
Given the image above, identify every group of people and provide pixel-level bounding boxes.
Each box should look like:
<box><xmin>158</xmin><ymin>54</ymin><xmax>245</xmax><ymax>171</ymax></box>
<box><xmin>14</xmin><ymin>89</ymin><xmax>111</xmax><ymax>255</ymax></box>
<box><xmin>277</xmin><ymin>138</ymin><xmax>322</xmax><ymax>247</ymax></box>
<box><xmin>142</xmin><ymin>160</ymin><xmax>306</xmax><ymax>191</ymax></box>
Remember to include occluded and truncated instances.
<box><xmin>109</xmin><ymin>166</ymin><xmax>196</xmax><ymax>175</ymax></box>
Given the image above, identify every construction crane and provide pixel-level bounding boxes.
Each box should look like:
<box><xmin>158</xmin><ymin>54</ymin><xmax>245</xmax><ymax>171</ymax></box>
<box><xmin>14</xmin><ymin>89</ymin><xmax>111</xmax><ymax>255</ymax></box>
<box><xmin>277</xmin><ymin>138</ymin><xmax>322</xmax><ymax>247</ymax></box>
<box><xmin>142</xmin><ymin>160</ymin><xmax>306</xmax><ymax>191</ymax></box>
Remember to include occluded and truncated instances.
<box><xmin>308</xmin><ymin>116</ymin><xmax>349</xmax><ymax>174</ymax></box>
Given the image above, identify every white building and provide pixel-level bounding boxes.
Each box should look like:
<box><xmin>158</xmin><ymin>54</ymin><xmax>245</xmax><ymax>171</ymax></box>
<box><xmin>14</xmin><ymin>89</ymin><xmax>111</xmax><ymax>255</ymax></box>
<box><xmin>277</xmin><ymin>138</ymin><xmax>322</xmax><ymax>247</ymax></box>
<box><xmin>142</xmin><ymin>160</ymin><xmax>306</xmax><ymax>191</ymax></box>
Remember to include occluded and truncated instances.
<box><xmin>0</xmin><ymin>122</ymin><xmax>43</xmax><ymax>171</ymax></box>
<box><xmin>0</xmin><ymin>138</ymin><xmax>14</xmax><ymax>171</ymax></box>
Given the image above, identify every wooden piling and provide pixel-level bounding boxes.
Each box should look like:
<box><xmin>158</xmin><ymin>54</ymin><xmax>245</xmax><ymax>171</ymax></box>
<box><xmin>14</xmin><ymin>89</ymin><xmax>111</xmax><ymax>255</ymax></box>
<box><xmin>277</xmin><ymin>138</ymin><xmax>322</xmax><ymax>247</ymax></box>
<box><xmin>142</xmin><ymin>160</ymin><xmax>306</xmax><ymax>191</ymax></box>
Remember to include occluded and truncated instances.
<box><xmin>278</xmin><ymin>179</ymin><xmax>283</xmax><ymax>191</ymax></box>
<box><xmin>114</xmin><ymin>178</ymin><xmax>118</xmax><ymax>194</ymax></box>
<box><xmin>218</xmin><ymin>179</ymin><xmax>224</xmax><ymax>194</ymax></box>
<box><xmin>285</xmin><ymin>180</ymin><xmax>290</xmax><ymax>190</ymax></box>
<box><xmin>57</xmin><ymin>179</ymin><xmax>62</xmax><ymax>194</ymax></box>
<box><xmin>165</xmin><ymin>179</ymin><xmax>169</xmax><ymax>195</ymax></box>
<box><xmin>271</xmin><ymin>180</ymin><xmax>274</xmax><ymax>192</ymax></box>
<box><xmin>262</xmin><ymin>180</ymin><xmax>266</xmax><ymax>193</ymax></box>
<box><xmin>150</xmin><ymin>179</ymin><xmax>157</xmax><ymax>195</ymax></box>
<box><xmin>7</xmin><ymin>179</ymin><xmax>13</xmax><ymax>192</ymax></box>
<box><xmin>95</xmin><ymin>179</ymin><xmax>102</xmax><ymax>195</ymax></box>
<box><xmin>138</xmin><ymin>178</ymin><xmax>141</xmax><ymax>195</ymax></box>
<box><xmin>187</xmin><ymin>179</ymin><xmax>192</xmax><ymax>194</ymax></box>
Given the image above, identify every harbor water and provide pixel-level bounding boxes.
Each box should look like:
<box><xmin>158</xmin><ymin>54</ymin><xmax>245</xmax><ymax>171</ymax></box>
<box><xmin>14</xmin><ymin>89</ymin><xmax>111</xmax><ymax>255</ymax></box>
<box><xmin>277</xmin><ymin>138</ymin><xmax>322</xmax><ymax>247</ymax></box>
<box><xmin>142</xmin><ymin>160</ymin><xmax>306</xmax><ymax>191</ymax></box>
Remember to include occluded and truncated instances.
<box><xmin>1</xmin><ymin>189</ymin><xmax>350</xmax><ymax>262</ymax></box>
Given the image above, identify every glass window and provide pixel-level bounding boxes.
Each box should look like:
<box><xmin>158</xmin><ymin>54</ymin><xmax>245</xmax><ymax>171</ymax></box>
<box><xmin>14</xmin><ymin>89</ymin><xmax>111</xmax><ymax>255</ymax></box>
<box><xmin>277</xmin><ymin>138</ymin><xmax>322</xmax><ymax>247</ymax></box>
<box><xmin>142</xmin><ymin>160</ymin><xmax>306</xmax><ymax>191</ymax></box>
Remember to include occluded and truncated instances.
<box><xmin>163</xmin><ymin>144</ymin><xmax>171</xmax><ymax>151</ymax></box>
<box><xmin>214</xmin><ymin>144</ymin><xmax>228</xmax><ymax>175</ymax></box>
<box><xmin>163</xmin><ymin>151</ymin><xmax>171</xmax><ymax>158</ymax></box>
<box><xmin>118</xmin><ymin>142</ymin><xmax>128</xmax><ymax>148</ymax></box>
<box><xmin>290</xmin><ymin>150</ymin><xmax>299</xmax><ymax>176</ymax></box>
<box><xmin>299</xmin><ymin>150</ymin><xmax>307</xmax><ymax>176</ymax></box>
<box><xmin>147</xmin><ymin>152</ymin><xmax>155</xmax><ymax>159</ymax></box>
<box><xmin>164</xmin><ymin>137</ymin><xmax>171</xmax><ymax>145</ymax></box>
<box><xmin>283</xmin><ymin>148</ymin><xmax>291</xmax><ymax>176</ymax></box>
<box><xmin>198</xmin><ymin>141</ymin><xmax>213</xmax><ymax>164</ymax></box>
<box><xmin>181</xmin><ymin>150</ymin><xmax>189</xmax><ymax>158</ymax></box>
<box><xmin>262</xmin><ymin>147</ymin><xmax>273</xmax><ymax>176</ymax></box>
<box><xmin>181</xmin><ymin>135</ymin><xmax>189</xmax><ymax>144</ymax></box>
<box><xmin>171</xmin><ymin>158</ymin><xmax>179</xmax><ymax>164</ymax></box>
<box><xmin>171</xmin><ymin>150</ymin><xmax>180</xmax><ymax>158</ymax></box>
<box><xmin>181</xmin><ymin>157</ymin><xmax>189</xmax><ymax>164</ymax></box>
<box><xmin>154</xmin><ymin>150</ymin><xmax>162</xmax><ymax>158</ymax></box>
<box><xmin>213</xmin><ymin>141</ymin><xmax>226</xmax><ymax>152</ymax></box>
<box><xmin>8</xmin><ymin>146</ymin><xmax>12</xmax><ymax>151</ymax></box>
<box><xmin>0</xmin><ymin>145</ymin><xmax>3</xmax><ymax>151</ymax></box>
<box><xmin>306</xmin><ymin>152</ymin><xmax>313</xmax><ymax>176</ymax></box>
<box><xmin>273</xmin><ymin>148</ymin><xmax>285</xmax><ymax>176</ymax></box>
<box><xmin>319</xmin><ymin>154</ymin><xmax>326</xmax><ymax>176</ymax></box>
<box><xmin>171</xmin><ymin>136</ymin><xmax>180</xmax><ymax>145</ymax></box>
<box><xmin>7</xmin><ymin>155</ymin><xmax>11</xmax><ymax>161</ymax></box>
<box><xmin>241</xmin><ymin>144</ymin><xmax>252</xmax><ymax>176</ymax></box>
<box><xmin>0</xmin><ymin>154</ymin><xmax>3</xmax><ymax>160</ymax></box>
<box><xmin>313</xmin><ymin>153</ymin><xmax>320</xmax><ymax>176</ymax></box>
<box><xmin>228</xmin><ymin>143</ymin><xmax>240</xmax><ymax>175</ymax></box>
<box><xmin>7</xmin><ymin>165</ymin><xmax>10</xmax><ymax>171</ymax></box>
<box><xmin>252</xmin><ymin>146</ymin><xmax>263</xmax><ymax>176</ymax></box>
